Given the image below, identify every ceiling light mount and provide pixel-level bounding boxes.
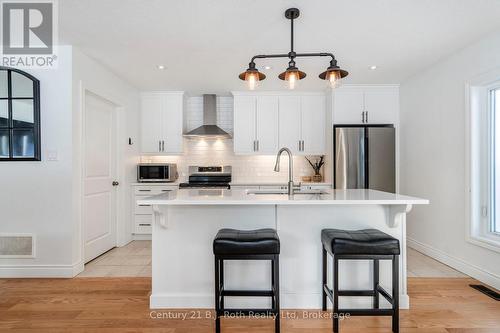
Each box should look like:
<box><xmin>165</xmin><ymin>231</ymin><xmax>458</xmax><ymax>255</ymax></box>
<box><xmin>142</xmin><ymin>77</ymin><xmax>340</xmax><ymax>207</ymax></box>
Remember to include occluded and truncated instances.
<box><xmin>239</xmin><ymin>8</ymin><xmax>348</xmax><ymax>90</ymax></box>
<box><xmin>284</xmin><ymin>7</ymin><xmax>300</xmax><ymax>20</ymax></box>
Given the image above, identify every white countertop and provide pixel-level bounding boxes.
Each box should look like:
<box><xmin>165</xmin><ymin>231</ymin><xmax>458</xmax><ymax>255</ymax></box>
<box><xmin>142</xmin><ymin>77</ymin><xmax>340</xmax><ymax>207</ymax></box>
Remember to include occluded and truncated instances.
<box><xmin>230</xmin><ymin>182</ymin><xmax>332</xmax><ymax>187</ymax></box>
<box><xmin>137</xmin><ymin>189</ymin><xmax>428</xmax><ymax>206</ymax></box>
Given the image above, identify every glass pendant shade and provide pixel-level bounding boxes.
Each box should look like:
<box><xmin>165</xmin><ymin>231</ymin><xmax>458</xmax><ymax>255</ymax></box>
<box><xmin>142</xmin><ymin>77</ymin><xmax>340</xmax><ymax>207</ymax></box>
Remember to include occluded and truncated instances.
<box><xmin>327</xmin><ymin>70</ymin><xmax>342</xmax><ymax>88</ymax></box>
<box><xmin>278</xmin><ymin>67</ymin><xmax>306</xmax><ymax>90</ymax></box>
<box><xmin>239</xmin><ymin>66</ymin><xmax>266</xmax><ymax>91</ymax></box>
<box><xmin>319</xmin><ymin>66</ymin><xmax>348</xmax><ymax>89</ymax></box>
<box><xmin>245</xmin><ymin>72</ymin><xmax>259</xmax><ymax>90</ymax></box>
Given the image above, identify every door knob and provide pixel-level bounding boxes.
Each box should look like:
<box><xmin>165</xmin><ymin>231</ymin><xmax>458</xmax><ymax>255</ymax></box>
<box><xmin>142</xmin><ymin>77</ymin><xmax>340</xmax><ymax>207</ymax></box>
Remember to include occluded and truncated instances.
<box><xmin>112</xmin><ymin>181</ymin><xmax>119</xmax><ymax>186</ymax></box>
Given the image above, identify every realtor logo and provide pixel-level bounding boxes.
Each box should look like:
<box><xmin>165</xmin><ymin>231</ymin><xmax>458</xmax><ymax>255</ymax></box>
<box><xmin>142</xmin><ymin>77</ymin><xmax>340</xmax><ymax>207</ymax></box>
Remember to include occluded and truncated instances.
<box><xmin>1</xmin><ymin>0</ymin><xmax>58</xmax><ymax>68</ymax></box>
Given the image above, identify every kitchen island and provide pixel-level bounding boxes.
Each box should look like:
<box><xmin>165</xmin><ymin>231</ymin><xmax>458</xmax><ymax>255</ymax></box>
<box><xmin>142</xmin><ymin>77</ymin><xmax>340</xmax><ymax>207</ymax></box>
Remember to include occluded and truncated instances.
<box><xmin>138</xmin><ymin>189</ymin><xmax>428</xmax><ymax>310</ymax></box>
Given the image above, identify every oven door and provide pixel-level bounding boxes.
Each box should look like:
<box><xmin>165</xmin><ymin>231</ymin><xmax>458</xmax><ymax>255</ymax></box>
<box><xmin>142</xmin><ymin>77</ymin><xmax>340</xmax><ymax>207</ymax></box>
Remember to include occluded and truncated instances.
<box><xmin>138</xmin><ymin>165</ymin><xmax>169</xmax><ymax>182</ymax></box>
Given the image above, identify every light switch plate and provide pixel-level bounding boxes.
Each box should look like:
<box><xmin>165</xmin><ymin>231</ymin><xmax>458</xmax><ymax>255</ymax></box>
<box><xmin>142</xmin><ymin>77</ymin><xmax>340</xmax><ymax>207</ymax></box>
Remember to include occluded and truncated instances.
<box><xmin>47</xmin><ymin>150</ymin><xmax>58</xmax><ymax>161</ymax></box>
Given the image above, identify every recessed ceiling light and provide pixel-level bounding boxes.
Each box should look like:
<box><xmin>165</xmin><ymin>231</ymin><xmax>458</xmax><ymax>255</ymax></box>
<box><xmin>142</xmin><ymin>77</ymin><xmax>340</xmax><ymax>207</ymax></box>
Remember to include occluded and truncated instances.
<box><xmin>369</xmin><ymin>65</ymin><xmax>377</xmax><ymax>70</ymax></box>
<box><xmin>264</xmin><ymin>66</ymin><xmax>272</xmax><ymax>70</ymax></box>
<box><xmin>157</xmin><ymin>65</ymin><xmax>166</xmax><ymax>70</ymax></box>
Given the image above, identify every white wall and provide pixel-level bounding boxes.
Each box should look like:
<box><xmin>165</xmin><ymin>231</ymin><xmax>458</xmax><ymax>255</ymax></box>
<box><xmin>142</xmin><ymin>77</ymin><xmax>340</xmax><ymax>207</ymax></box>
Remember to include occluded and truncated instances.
<box><xmin>0</xmin><ymin>46</ymin><xmax>75</xmax><ymax>276</ymax></box>
<box><xmin>0</xmin><ymin>46</ymin><xmax>140</xmax><ymax>277</ymax></box>
<box><xmin>400</xmin><ymin>29</ymin><xmax>500</xmax><ymax>289</ymax></box>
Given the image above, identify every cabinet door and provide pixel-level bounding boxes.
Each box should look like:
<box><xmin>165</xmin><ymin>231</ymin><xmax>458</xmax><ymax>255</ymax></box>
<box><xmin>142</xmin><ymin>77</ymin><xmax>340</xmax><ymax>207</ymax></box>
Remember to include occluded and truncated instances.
<box><xmin>162</xmin><ymin>94</ymin><xmax>184</xmax><ymax>153</ymax></box>
<box><xmin>255</xmin><ymin>96</ymin><xmax>279</xmax><ymax>154</ymax></box>
<box><xmin>301</xmin><ymin>95</ymin><xmax>326</xmax><ymax>154</ymax></box>
<box><xmin>233</xmin><ymin>96</ymin><xmax>256</xmax><ymax>154</ymax></box>
<box><xmin>363</xmin><ymin>87</ymin><xmax>398</xmax><ymax>124</ymax></box>
<box><xmin>332</xmin><ymin>88</ymin><xmax>364</xmax><ymax>124</ymax></box>
<box><xmin>278</xmin><ymin>96</ymin><xmax>301</xmax><ymax>154</ymax></box>
<box><xmin>141</xmin><ymin>94</ymin><xmax>163</xmax><ymax>153</ymax></box>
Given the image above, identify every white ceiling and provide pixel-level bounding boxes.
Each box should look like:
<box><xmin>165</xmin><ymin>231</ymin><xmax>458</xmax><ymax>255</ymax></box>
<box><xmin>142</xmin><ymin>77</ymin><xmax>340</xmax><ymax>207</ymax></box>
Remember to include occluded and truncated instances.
<box><xmin>59</xmin><ymin>0</ymin><xmax>500</xmax><ymax>94</ymax></box>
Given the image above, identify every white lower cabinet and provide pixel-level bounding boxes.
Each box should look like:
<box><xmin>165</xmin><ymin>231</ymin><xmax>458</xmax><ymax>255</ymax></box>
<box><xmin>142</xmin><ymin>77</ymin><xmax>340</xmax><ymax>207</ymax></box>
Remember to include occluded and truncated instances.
<box><xmin>132</xmin><ymin>184</ymin><xmax>178</xmax><ymax>235</ymax></box>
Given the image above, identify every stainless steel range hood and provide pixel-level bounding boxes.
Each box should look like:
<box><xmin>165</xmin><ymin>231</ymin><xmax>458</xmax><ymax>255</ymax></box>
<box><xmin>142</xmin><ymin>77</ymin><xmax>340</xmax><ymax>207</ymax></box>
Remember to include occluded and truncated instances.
<box><xmin>184</xmin><ymin>94</ymin><xmax>231</xmax><ymax>139</ymax></box>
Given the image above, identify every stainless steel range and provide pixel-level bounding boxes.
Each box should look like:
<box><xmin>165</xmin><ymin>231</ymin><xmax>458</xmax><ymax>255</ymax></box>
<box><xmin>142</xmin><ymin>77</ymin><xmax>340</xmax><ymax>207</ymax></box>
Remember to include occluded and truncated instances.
<box><xmin>179</xmin><ymin>166</ymin><xmax>232</xmax><ymax>189</ymax></box>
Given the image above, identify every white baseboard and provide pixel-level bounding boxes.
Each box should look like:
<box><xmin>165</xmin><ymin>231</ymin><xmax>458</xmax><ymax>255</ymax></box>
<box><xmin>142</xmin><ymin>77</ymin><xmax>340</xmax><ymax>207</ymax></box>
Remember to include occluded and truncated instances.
<box><xmin>150</xmin><ymin>293</ymin><xmax>410</xmax><ymax>309</ymax></box>
<box><xmin>133</xmin><ymin>234</ymin><xmax>152</xmax><ymax>241</ymax></box>
<box><xmin>0</xmin><ymin>261</ymin><xmax>84</xmax><ymax>278</ymax></box>
<box><xmin>407</xmin><ymin>237</ymin><xmax>500</xmax><ymax>290</ymax></box>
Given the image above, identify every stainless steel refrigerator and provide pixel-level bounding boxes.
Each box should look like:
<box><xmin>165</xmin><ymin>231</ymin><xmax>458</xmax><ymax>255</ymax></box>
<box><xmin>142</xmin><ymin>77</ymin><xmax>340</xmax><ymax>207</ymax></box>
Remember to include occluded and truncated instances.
<box><xmin>334</xmin><ymin>125</ymin><xmax>396</xmax><ymax>193</ymax></box>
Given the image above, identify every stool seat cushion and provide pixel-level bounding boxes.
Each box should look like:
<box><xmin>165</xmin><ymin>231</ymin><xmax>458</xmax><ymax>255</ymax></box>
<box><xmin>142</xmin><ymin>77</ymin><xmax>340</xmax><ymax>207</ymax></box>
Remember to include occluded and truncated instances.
<box><xmin>321</xmin><ymin>229</ymin><xmax>400</xmax><ymax>255</ymax></box>
<box><xmin>213</xmin><ymin>228</ymin><xmax>280</xmax><ymax>255</ymax></box>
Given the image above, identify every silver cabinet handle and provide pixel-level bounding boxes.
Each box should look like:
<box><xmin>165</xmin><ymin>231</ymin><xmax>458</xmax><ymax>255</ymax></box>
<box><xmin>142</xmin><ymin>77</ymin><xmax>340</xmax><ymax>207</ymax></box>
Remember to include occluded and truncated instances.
<box><xmin>162</xmin><ymin>140</ymin><xmax>165</xmax><ymax>151</ymax></box>
<box><xmin>301</xmin><ymin>140</ymin><xmax>305</xmax><ymax>151</ymax></box>
<box><xmin>138</xmin><ymin>223</ymin><xmax>151</xmax><ymax>226</ymax></box>
<box><xmin>365</xmin><ymin>111</ymin><xmax>368</xmax><ymax>123</ymax></box>
<box><xmin>138</xmin><ymin>189</ymin><xmax>151</xmax><ymax>192</ymax></box>
<box><xmin>256</xmin><ymin>140</ymin><xmax>259</xmax><ymax>151</ymax></box>
<box><xmin>362</xmin><ymin>112</ymin><xmax>365</xmax><ymax>123</ymax></box>
<box><xmin>159</xmin><ymin>140</ymin><xmax>161</xmax><ymax>151</ymax></box>
<box><xmin>253</xmin><ymin>140</ymin><xmax>256</xmax><ymax>152</ymax></box>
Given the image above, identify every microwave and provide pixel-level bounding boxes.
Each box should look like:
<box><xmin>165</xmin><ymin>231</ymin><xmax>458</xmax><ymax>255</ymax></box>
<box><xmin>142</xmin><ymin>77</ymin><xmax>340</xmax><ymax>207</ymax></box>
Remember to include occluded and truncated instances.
<box><xmin>137</xmin><ymin>164</ymin><xmax>178</xmax><ymax>182</ymax></box>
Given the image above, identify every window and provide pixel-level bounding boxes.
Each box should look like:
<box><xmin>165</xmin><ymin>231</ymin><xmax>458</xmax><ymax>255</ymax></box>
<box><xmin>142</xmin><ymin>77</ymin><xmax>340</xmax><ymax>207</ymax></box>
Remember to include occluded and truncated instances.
<box><xmin>491</xmin><ymin>88</ymin><xmax>500</xmax><ymax>234</ymax></box>
<box><xmin>467</xmin><ymin>73</ymin><xmax>500</xmax><ymax>252</ymax></box>
<box><xmin>0</xmin><ymin>67</ymin><xmax>40</xmax><ymax>161</ymax></box>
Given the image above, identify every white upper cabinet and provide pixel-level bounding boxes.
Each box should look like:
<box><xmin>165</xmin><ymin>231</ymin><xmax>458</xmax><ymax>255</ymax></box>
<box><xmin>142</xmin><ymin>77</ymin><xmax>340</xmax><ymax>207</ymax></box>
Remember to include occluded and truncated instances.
<box><xmin>233</xmin><ymin>96</ymin><xmax>257</xmax><ymax>154</ymax></box>
<box><xmin>301</xmin><ymin>95</ymin><xmax>326</xmax><ymax>154</ymax></box>
<box><xmin>233</xmin><ymin>92</ymin><xmax>326</xmax><ymax>155</ymax></box>
<box><xmin>278</xmin><ymin>96</ymin><xmax>301</xmax><ymax>154</ymax></box>
<box><xmin>256</xmin><ymin>96</ymin><xmax>279</xmax><ymax>153</ymax></box>
<box><xmin>141</xmin><ymin>93</ymin><xmax>164</xmax><ymax>153</ymax></box>
<box><xmin>333</xmin><ymin>86</ymin><xmax>399</xmax><ymax>125</ymax></box>
<box><xmin>140</xmin><ymin>92</ymin><xmax>184</xmax><ymax>154</ymax></box>
<box><xmin>233</xmin><ymin>95</ymin><xmax>278</xmax><ymax>154</ymax></box>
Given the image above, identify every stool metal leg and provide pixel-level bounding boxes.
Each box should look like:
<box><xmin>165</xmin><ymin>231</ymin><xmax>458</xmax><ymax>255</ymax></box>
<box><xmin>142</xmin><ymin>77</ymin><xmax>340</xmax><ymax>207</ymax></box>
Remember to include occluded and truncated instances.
<box><xmin>215</xmin><ymin>256</ymin><xmax>221</xmax><ymax>333</ymax></box>
<box><xmin>322</xmin><ymin>246</ymin><xmax>327</xmax><ymax>311</ymax></box>
<box><xmin>392</xmin><ymin>255</ymin><xmax>399</xmax><ymax>333</ymax></box>
<box><xmin>373</xmin><ymin>259</ymin><xmax>379</xmax><ymax>309</ymax></box>
<box><xmin>333</xmin><ymin>256</ymin><xmax>339</xmax><ymax>333</ymax></box>
<box><xmin>220</xmin><ymin>259</ymin><xmax>224</xmax><ymax>310</ymax></box>
<box><xmin>271</xmin><ymin>257</ymin><xmax>275</xmax><ymax>309</ymax></box>
<box><xmin>273</xmin><ymin>254</ymin><xmax>280</xmax><ymax>333</ymax></box>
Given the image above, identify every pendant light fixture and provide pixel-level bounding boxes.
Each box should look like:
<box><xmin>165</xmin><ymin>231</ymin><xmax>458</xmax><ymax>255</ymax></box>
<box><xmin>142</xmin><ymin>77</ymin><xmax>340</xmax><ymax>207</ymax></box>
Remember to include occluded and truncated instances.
<box><xmin>239</xmin><ymin>8</ymin><xmax>348</xmax><ymax>90</ymax></box>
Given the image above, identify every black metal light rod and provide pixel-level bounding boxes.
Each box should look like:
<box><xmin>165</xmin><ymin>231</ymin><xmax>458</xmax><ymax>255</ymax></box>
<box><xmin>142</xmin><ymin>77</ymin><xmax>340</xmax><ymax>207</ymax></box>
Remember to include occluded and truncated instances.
<box><xmin>250</xmin><ymin>52</ymin><xmax>335</xmax><ymax>64</ymax></box>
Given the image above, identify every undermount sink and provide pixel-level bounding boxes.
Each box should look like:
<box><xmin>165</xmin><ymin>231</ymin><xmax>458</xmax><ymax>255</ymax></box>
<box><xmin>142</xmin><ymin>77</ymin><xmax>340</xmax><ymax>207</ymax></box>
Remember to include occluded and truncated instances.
<box><xmin>246</xmin><ymin>189</ymin><xmax>329</xmax><ymax>195</ymax></box>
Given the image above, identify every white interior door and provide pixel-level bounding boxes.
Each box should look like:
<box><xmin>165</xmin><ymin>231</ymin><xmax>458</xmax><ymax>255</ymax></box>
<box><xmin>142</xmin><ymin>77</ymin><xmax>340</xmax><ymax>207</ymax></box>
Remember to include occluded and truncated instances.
<box><xmin>83</xmin><ymin>91</ymin><xmax>118</xmax><ymax>263</ymax></box>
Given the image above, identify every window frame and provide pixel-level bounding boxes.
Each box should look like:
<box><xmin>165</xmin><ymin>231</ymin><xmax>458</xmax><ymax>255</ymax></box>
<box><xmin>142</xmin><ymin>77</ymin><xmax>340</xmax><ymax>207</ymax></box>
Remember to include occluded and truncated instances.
<box><xmin>0</xmin><ymin>66</ymin><xmax>41</xmax><ymax>161</ymax></box>
<box><xmin>466</xmin><ymin>71</ymin><xmax>500</xmax><ymax>253</ymax></box>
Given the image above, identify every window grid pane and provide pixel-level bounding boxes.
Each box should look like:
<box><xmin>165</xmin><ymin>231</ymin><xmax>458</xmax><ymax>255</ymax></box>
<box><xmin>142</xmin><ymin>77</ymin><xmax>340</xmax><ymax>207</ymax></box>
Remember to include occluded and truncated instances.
<box><xmin>0</xmin><ymin>68</ymin><xmax>40</xmax><ymax>160</ymax></box>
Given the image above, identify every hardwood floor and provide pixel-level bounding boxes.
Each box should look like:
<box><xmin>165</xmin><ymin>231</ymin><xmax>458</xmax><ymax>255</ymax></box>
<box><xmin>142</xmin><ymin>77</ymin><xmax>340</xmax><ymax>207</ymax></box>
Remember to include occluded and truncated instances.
<box><xmin>0</xmin><ymin>277</ymin><xmax>499</xmax><ymax>332</ymax></box>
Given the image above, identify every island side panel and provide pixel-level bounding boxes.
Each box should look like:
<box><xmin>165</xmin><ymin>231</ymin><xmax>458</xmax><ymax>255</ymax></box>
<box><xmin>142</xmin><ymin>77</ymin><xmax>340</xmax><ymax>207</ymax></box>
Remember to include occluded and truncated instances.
<box><xmin>277</xmin><ymin>204</ymin><xmax>408</xmax><ymax>309</ymax></box>
<box><xmin>150</xmin><ymin>204</ymin><xmax>276</xmax><ymax>309</ymax></box>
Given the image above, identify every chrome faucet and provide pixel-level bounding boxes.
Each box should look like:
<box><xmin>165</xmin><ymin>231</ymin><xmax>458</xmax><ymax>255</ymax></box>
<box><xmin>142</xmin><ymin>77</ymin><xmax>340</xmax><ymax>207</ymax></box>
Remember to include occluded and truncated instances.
<box><xmin>274</xmin><ymin>147</ymin><xmax>296</xmax><ymax>195</ymax></box>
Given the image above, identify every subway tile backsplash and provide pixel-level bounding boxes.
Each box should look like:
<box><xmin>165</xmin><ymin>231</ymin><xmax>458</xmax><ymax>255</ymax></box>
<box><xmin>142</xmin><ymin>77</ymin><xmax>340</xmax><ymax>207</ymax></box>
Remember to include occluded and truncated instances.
<box><xmin>140</xmin><ymin>96</ymin><xmax>326</xmax><ymax>183</ymax></box>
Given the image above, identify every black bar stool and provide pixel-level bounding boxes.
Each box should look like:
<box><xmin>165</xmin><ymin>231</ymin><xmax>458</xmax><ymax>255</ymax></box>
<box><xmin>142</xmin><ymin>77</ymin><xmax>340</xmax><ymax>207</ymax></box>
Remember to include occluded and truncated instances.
<box><xmin>213</xmin><ymin>228</ymin><xmax>280</xmax><ymax>333</ymax></box>
<box><xmin>321</xmin><ymin>229</ymin><xmax>400</xmax><ymax>333</ymax></box>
